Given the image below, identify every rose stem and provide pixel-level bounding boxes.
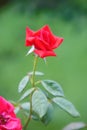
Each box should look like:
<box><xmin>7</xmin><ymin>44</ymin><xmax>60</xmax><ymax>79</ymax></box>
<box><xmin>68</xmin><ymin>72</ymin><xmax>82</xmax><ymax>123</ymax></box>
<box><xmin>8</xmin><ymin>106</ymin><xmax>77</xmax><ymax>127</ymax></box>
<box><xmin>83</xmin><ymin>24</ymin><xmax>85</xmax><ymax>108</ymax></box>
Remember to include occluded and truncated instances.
<box><xmin>23</xmin><ymin>55</ymin><xmax>38</xmax><ymax>130</ymax></box>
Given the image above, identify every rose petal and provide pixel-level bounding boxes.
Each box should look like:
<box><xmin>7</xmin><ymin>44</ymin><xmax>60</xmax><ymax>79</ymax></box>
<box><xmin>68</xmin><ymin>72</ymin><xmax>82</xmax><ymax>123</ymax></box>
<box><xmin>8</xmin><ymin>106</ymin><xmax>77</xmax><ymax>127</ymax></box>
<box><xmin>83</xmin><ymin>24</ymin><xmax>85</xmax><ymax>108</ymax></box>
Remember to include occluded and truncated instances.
<box><xmin>34</xmin><ymin>25</ymin><xmax>50</xmax><ymax>37</ymax></box>
<box><xmin>41</xmin><ymin>30</ymin><xmax>50</xmax><ymax>43</ymax></box>
<box><xmin>0</xmin><ymin>117</ymin><xmax>22</xmax><ymax>130</ymax></box>
<box><xmin>25</xmin><ymin>25</ymin><xmax>64</xmax><ymax>58</ymax></box>
<box><xmin>26</xmin><ymin>27</ymin><xmax>35</xmax><ymax>46</ymax></box>
<box><xmin>34</xmin><ymin>49</ymin><xmax>56</xmax><ymax>58</ymax></box>
<box><xmin>41</xmin><ymin>25</ymin><xmax>51</xmax><ymax>33</ymax></box>
<box><xmin>42</xmin><ymin>25</ymin><xmax>58</xmax><ymax>47</ymax></box>
<box><xmin>52</xmin><ymin>37</ymin><xmax>64</xmax><ymax>49</ymax></box>
<box><xmin>0</xmin><ymin>97</ymin><xmax>22</xmax><ymax>130</ymax></box>
<box><xmin>34</xmin><ymin>38</ymin><xmax>50</xmax><ymax>50</ymax></box>
<box><xmin>42</xmin><ymin>25</ymin><xmax>63</xmax><ymax>49</ymax></box>
<box><xmin>0</xmin><ymin>96</ymin><xmax>14</xmax><ymax>114</ymax></box>
<box><xmin>26</xmin><ymin>37</ymin><xmax>35</xmax><ymax>46</ymax></box>
<box><xmin>26</xmin><ymin>27</ymin><xmax>34</xmax><ymax>37</ymax></box>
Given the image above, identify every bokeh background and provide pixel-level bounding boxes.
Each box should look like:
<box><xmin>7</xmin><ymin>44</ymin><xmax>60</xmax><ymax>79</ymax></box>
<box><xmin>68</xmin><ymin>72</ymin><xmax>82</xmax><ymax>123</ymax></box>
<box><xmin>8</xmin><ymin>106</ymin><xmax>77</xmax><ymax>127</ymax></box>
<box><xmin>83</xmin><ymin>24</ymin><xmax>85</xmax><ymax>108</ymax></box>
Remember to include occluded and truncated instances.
<box><xmin>0</xmin><ymin>0</ymin><xmax>87</xmax><ymax>129</ymax></box>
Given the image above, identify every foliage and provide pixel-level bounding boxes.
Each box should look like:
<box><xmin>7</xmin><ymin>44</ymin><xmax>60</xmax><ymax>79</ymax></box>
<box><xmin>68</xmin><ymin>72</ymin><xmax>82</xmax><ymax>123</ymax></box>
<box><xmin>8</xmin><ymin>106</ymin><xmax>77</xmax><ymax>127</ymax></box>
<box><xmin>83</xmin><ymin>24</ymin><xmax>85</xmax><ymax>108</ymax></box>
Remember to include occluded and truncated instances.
<box><xmin>10</xmin><ymin>23</ymin><xmax>80</xmax><ymax>129</ymax></box>
<box><xmin>15</xmin><ymin>59</ymin><xmax>79</xmax><ymax>129</ymax></box>
<box><xmin>1</xmin><ymin>0</ymin><xmax>87</xmax><ymax>18</ymax></box>
<box><xmin>63</xmin><ymin>122</ymin><xmax>87</xmax><ymax>130</ymax></box>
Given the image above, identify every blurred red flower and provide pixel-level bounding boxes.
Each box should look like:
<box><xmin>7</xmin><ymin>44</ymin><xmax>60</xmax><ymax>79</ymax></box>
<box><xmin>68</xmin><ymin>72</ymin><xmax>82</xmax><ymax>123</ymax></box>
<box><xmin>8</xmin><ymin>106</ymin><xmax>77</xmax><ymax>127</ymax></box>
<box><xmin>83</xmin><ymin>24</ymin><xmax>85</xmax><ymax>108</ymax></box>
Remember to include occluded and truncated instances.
<box><xmin>25</xmin><ymin>25</ymin><xmax>63</xmax><ymax>58</ymax></box>
<box><xmin>0</xmin><ymin>96</ymin><xmax>22</xmax><ymax>130</ymax></box>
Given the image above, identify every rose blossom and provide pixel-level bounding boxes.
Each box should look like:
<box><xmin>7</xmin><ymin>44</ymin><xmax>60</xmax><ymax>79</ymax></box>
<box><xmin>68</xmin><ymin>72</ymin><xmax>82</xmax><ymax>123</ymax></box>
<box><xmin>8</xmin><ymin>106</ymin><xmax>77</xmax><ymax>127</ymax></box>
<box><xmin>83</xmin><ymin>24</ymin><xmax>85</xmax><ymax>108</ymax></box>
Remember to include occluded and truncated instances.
<box><xmin>0</xmin><ymin>96</ymin><xmax>22</xmax><ymax>130</ymax></box>
<box><xmin>25</xmin><ymin>25</ymin><xmax>63</xmax><ymax>58</ymax></box>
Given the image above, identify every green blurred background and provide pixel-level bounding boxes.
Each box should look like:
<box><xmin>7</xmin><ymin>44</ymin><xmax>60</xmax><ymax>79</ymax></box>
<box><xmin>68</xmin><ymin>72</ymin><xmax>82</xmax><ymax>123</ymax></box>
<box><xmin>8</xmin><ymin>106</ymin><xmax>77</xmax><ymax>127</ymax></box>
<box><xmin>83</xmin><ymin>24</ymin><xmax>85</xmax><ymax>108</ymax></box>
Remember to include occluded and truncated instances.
<box><xmin>0</xmin><ymin>0</ymin><xmax>87</xmax><ymax>129</ymax></box>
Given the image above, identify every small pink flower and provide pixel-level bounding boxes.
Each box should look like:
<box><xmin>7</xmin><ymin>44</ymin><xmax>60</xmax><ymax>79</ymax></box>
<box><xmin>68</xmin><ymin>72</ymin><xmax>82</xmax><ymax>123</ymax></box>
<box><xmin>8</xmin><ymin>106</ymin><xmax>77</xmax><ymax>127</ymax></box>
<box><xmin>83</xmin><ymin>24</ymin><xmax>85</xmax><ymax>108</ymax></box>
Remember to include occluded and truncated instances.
<box><xmin>25</xmin><ymin>25</ymin><xmax>63</xmax><ymax>58</ymax></box>
<box><xmin>0</xmin><ymin>96</ymin><xmax>22</xmax><ymax>130</ymax></box>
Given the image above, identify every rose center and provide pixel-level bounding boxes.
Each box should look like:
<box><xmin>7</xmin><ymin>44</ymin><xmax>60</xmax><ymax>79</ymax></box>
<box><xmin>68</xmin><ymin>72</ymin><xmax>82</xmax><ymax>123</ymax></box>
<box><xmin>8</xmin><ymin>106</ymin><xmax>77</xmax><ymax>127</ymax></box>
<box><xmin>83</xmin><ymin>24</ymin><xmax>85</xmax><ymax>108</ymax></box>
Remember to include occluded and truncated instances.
<box><xmin>0</xmin><ymin>114</ymin><xmax>9</xmax><ymax>125</ymax></box>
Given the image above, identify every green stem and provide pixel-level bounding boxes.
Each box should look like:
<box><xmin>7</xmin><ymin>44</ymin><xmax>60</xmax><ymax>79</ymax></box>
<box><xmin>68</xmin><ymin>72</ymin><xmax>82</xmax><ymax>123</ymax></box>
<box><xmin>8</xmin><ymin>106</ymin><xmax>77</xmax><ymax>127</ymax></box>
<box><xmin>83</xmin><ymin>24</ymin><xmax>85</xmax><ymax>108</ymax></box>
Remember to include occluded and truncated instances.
<box><xmin>32</xmin><ymin>55</ymin><xmax>38</xmax><ymax>87</ymax></box>
<box><xmin>23</xmin><ymin>94</ymin><xmax>32</xmax><ymax>130</ymax></box>
<box><xmin>23</xmin><ymin>55</ymin><xmax>38</xmax><ymax>130</ymax></box>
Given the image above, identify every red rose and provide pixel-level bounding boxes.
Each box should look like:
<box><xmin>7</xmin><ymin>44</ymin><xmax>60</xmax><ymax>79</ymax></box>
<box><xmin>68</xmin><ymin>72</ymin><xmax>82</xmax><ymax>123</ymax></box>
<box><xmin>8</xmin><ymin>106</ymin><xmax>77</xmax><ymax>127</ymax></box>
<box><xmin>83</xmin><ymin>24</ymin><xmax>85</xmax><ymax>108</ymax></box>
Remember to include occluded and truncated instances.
<box><xmin>0</xmin><ymin>96</ymin><xmax>22</xmax><ymax>130</ymax></box>
<box><xmin>25</xmin><ymin>25</ymin><xmax>63</xmax><ymax>58</ymax></box>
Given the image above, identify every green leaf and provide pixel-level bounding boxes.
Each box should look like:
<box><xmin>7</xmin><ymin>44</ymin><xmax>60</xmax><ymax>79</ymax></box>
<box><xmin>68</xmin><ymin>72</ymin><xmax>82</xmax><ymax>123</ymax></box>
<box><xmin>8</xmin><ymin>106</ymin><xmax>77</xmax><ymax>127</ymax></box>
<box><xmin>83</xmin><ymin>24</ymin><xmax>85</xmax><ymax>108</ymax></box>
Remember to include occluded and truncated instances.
<box><xmin>32</xmin><ymin>112</ymin><xmax>40</xmax><ymax>121</ymax></box>
<box><xmin>19</xmin><ymin>88</ymin><xmax>34</xmax><ymax>101</ymax></box>
<box><xmin>32</xmin><ymin>89</ymin><xmax>49</xmax><ymax>118</ymax></box>
<box><xmin>41</xmin><ymin>80</ymin><xmax>64</xmax><ymax>97</ymax></box>
<box><xmin>63</xmin><ymin>122</ymin><xmax>87</xmax><ymax>130</ymax></box>
<box><xmin>52</xmin><ymin>97</ymin><xmax>80</xmax><ymax>117</ymax></box>
<box><xmin>41</xmin><ymin>102</ymin><xmax>53</xmax><ymax>125</ymax></box>
<box><xmin>18</xmin><ymin>75</ymin><xmax>29</xmax><ymax>93</ymax></box>
<box><xmin>29</xmin><ymin>71</ymin><xmax>44</xmax><ymax>76</ymax></box>
<box><xmin>21</xmin><ymin>102</ymin><xmax>30</xmax><ymax>111</ymax></box>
